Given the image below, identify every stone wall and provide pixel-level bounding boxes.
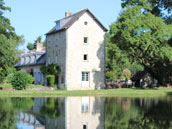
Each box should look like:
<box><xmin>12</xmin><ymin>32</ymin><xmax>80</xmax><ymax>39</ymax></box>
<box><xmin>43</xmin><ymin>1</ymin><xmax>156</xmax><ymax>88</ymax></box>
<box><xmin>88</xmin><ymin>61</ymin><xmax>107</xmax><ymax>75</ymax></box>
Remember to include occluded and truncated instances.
<box><xmin>46</xmin><ymin>30</ymin><xmax>67</xmax><ymax>88</ymax></box>
<box><xmin>66</xmin><ymin>12</ymin><xmax>106</xmax><ymax>90</ymax></box>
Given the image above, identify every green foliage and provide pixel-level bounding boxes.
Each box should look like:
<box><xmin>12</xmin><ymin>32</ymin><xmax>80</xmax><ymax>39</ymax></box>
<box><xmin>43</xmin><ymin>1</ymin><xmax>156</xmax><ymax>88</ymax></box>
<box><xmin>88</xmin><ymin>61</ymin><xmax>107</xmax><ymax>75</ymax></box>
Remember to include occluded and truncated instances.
<box><xmin>26</xmin><ymin>74</ymin><xmax>34</xmax><ymax>84</ymax></box>
<box><xmin>41</xmin><ymin>64</ymin><xmax>61</xmax><ymax>75</ymax></box>
<box><xmin>0</xmin><ymin>68</ymin><xmax>6</xmax><ymax>83</ymax></box>
<box><xmin>10</xmin><ymin>71</ymin><xmax>33</xmax><ymax>90</ymax></box>
<box><xmin>121</xmin><ymin>0</ymin><xmax>172</xmax><ymax>24</ymax></box>
<box><xmin>35</xmin><ymin>35</ymin><xmax>42</xmax><ymax>43</ymax></box>
<box><xmin>109</xmin><ymin>5</ymin><xmax>172</xmax><ymax>85</ymax></box>
<box><xmin>11</xmin><ymin>98</ymin><xmax>34</xmax><ymax>111</ymax></box>
<box><xmin>105</xmin><ymin>98</ymin><xmax>143</xmax><ymax>129</ymax></box>
<box><xmin>41</xmin><ymin>64</ymin><xmax>61</xmax><ymax>86</ymax></box>
<box><xmin>27</xmin><ymin>43</ymin><xmax>34</xmax><ymax>50</ymax></box>
<box><xmin>40</xmin><ymin>98</ymin><xmax>60</xmax><ymax>118</ymax></box>
<box><xmin>105</xmin><ymin>33</ymin><xmax>142</xmax><ymax>80</ymax></box>
<box><xmin>0</xmin><ymin>98</ymin><xmax>17</xmax><ymax>129</ymax></box>
<box><xmin>47</xmin><ymin>75</ymin><xmax>55</xmax><ymax>87</ymax></box>
<box><xmin>0</xmin><ymin>0</ymin><xmax>24</xmax><ymax>83</ymax></box>
<box><xmin>106</xmin><ymin>71</ymin><xmax>115</xmax><ymax>81</ymax></box>
<box><xmin>122</xmin><ymin>69</ymin><xmax>131</xmax><ymax>79</ymax></box>
<box><xmin>43</xmin><ymin>40</ymin><xmax>46</xmax><ymax>47</ymax></box>
<box><xmin>7</xmin><ymin>67</ymin><xmax>16</xmax><ymax>83</ymax></box>
<box><xmin>128</xmin><ymin>64</ymin><xmax>144</xmax><ymax>76</ymax></box>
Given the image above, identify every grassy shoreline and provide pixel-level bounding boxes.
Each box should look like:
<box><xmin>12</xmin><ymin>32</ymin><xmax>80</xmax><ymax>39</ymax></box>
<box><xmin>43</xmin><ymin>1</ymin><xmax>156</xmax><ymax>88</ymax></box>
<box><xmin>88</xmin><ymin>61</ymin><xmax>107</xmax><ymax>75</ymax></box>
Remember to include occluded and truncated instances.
<box><xmin>0</xmin><ymin>87</ymin><xmax>172</xmax><ymax>97</ymax></box>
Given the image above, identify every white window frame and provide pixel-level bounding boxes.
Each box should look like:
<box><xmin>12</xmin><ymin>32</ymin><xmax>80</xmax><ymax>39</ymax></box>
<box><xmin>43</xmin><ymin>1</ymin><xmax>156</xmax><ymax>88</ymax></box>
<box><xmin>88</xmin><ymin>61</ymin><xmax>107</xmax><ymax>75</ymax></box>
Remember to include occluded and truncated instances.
<box><xmin>81</xmin><ymin>97</ymin><xmax>90</xmax><ymax>113</ymax></box>
<box><xmin>81</xmin><ymin>72</ymin><xmax>90</xmax><ymax>87</ymax></box>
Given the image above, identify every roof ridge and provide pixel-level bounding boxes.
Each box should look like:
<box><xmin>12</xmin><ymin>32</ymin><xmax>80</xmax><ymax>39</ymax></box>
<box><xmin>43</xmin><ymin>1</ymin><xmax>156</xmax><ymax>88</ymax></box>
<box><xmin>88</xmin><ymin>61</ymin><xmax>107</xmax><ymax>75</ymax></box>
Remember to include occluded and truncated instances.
<box><xmin>56</xmin><ymin>8</ymin><xmax>88</xmax><ymax>22</ymax></box>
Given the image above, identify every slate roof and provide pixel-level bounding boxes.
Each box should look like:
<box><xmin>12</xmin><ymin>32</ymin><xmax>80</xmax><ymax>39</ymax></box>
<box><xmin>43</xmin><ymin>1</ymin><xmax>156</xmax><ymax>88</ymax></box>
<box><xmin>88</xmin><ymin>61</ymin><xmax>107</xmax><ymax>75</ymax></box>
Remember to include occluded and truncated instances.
<box><xmin>46</xmin><ymin>8</ymin><xmax>107</xmax><ymax>35</ymax></box>
<box><xmin>15</xmin><ymin>52</ymin><xmax>46</xmax><ymax>67</ymax></box>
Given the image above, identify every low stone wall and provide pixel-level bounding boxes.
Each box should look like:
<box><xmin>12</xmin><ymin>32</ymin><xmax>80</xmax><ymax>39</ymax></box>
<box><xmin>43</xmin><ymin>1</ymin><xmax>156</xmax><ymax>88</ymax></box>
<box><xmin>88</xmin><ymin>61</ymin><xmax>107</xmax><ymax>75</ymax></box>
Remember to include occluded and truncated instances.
<box><xmin>0</xmin><ymin>87</ymin><xmax>54</xmax><ymax>91</ymax></box>
<box><xmin>106</xmin><ymin>80</ymin><xmax>133</xmax><ymax>89</ymax></box>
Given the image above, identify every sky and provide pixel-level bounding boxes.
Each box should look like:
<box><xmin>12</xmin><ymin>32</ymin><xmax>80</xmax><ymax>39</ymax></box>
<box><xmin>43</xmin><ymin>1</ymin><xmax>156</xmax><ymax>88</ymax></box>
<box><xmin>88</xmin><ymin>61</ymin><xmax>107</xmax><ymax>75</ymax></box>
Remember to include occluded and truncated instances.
<box><xmin>4</xmin><ymin>0</ymin><xmax>122</xmax><ymax>50</ymax></box>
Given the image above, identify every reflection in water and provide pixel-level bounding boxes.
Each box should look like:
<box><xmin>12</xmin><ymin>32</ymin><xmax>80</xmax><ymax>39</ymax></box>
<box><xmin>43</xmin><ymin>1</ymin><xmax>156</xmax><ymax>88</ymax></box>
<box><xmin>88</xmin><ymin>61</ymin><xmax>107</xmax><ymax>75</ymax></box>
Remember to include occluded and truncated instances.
<box><xmin>1</xmin><ymin>97</ymin><xmax>172</xmax><ymax>129</ymax></box>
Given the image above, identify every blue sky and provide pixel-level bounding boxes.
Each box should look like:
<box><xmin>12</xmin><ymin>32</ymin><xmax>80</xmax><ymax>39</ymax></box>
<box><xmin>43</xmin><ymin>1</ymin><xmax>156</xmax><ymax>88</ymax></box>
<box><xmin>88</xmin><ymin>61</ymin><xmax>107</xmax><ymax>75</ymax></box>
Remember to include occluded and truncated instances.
<box><xmin>4</xmin><ymin>0</ymin><xmax>122</xmax><ymax>50</ymax></box>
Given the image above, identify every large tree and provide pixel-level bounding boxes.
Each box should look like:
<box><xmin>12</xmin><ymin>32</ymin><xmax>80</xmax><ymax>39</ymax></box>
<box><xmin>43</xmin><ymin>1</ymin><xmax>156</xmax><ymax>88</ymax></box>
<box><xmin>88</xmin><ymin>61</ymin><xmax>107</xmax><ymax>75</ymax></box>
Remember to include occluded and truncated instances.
<box><xmin>109</xmin><ymin>5</ymin><xmax>172</xmax><ymax>85</ymax></box>
<box><xmin>0</xmin><ymin>0</ymin><xmax>23</xmax><ymax>82</ymax></box>
<box><xmin>106</xmin><ymin>32</ymin><xmax>143</xmax><ymax>80</ymax></box>
<box><xmin>121</xmin><ymin>0</ymin><xmax>172</xmax><ymax>24</ymax></box>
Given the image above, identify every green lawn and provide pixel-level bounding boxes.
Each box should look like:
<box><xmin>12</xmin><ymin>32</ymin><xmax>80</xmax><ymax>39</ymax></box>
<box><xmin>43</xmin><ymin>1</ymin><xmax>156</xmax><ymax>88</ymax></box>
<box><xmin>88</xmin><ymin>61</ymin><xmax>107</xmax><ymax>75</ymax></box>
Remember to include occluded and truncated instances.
<box><xmin>0</xmin><ymin>83</ymin><xmax>45</xmax><ymax>88</ymax></box>
<box><xmin>0</xmin><ymin>84</ymin><xmax>172</xmax><ymax>97</ymax></box>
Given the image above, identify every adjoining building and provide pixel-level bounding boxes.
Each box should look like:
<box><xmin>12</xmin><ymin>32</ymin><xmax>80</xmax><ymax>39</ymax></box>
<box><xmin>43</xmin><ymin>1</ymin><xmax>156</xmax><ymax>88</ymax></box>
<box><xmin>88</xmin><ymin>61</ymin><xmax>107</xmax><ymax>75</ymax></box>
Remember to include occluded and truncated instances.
<box><xmin>16</xmin><ymin>9</ymin><xmax>107</xmax><ymax>90</ymax></box>
<box><xmin>15</xmin><ymin>41</ymin><xmax>46</xmax><ymax>85</ymax></box>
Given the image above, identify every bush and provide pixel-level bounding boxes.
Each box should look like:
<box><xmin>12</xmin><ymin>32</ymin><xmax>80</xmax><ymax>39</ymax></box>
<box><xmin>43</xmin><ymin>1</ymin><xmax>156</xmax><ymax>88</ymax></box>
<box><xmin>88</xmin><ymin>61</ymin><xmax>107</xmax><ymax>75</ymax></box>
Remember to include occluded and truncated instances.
<box><xmin>0</xmin><ymin>68</ymin><xmax>6</xmax><ymax>83</ymax></box>
<box><xmin>7</xmin><ymin>67</ymin><xmax>16</xmax><ymax>83</ymax></box>
<box><xmin>10</xmin><ymin>71</ymin><xmax>30</xmax><ymax>90</ymax></box>
<box><xmin>26</xmin><ymin>74</ymin><xmax>34</xmax><ymax>84</ymax></box>
<box><xmin>106</xmin><ymin>71</ymin><xmax>116</xmax><ymax>81</ymax></box>
<box><xmin>47</xmin><ymin>75</ymin><xmax>55</xmax><ymax>87</ymax></box>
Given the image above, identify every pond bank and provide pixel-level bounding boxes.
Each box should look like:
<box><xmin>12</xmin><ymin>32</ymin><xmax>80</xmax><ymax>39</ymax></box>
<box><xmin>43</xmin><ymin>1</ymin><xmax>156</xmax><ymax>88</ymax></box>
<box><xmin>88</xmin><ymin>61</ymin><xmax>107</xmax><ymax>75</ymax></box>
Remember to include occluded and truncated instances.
<box><xmin>0</xmin><ymin>87</ymin><xmax>172</xmax><ymax>97</ymax></box>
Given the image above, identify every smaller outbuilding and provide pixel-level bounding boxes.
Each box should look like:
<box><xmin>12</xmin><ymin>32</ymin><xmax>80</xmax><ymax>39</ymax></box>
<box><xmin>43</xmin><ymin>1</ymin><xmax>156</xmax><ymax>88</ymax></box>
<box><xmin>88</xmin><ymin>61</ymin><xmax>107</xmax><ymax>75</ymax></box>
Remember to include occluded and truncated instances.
<box><xmin>15</xmin><ymin>41</ymin><xmax>46</xmax><ymax>84</ymax></box>
<box><xmin>131</xmin><ymin>71</ymin><xmax>158</xmax><ymax>88</ymax></box>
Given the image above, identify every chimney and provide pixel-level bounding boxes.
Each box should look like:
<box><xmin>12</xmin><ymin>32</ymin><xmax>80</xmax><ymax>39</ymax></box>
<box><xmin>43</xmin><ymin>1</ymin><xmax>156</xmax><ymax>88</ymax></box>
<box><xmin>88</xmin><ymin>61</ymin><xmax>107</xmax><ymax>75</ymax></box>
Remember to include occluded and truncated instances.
<box><xmin>36</xmin><ymin>40</ymin><xmax>43</xmax><ymax>52</ymax></box>
<box><xmin>65</xmin><ymin>12</ymin><xmax>72</xmax><ymax>17</ymax></box>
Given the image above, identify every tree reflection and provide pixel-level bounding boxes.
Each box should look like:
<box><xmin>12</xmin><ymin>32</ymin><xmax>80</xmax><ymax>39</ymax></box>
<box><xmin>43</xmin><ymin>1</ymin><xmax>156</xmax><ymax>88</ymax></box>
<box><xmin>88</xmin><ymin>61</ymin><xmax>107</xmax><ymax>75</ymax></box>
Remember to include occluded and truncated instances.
<box><xmin>40</xmin><ymin>98</ymin><xmax>60</xmax><ymax>118</ymax></box>
<box><xmin>11</xmin><ymin>97</ymin><xmax>34</xmax><ymax>111</ymax></box>
<box><xmin>105</xmin><ymin>97</ymin><xmax>172</xmax><ymax>129</ymax></box>
<box><xmin>0</xmin><ymin>98</ymin><xmax>17</xmax><ymax>129</ymax></box>
<box><xmin>105</xmin><ymin>98</ymin><xmax>143</xmax><ymax>129</ymax></box>
<box><xmin>0</xmin><ymin>98</ymin><xmax>34</xmax><ymax>129</ymax></box>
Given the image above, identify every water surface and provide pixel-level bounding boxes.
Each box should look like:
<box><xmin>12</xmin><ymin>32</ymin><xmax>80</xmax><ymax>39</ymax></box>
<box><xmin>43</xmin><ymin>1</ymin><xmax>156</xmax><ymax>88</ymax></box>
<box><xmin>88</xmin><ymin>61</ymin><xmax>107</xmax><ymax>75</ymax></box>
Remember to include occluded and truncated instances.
<box><xmin>1</xmin><ymin>96</ymin><xmax>172</xmax><ymax>129</ymax></box>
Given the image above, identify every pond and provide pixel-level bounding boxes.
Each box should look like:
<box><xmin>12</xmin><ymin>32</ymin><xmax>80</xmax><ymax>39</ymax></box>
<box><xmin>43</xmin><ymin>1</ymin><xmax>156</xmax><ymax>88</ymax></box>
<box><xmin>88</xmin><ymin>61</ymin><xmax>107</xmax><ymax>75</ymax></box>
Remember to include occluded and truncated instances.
<box><xmin>1</xmin><ymin>96</ymin><xmax>172</xmax><ymax>129</ymax></box>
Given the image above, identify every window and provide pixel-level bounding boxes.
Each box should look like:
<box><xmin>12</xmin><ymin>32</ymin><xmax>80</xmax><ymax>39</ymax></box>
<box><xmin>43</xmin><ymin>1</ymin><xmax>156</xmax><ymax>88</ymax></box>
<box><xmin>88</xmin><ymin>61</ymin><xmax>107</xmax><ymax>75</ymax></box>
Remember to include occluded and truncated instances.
<box><xmin>83</xmin><ymin>124</ymin><xmax>87</xmax><ymax>129</ymax></box>
<box><xmin>82</xmin><ymin>72</ymin><xmax>89</xmax><ymax>81</ymax></box>
<box><xmin>83</xmin><ymin>54</ymin><xmax>88</xmax><ymax>61</ymax></box>
<box><xmin>81</xmin><ymin>97</ymin><xmax>89</xmax><ymax>113</ymax></box>
<box><xmin>84</xmin><ymin>21</ymin><xmax>88</xmax><ymax>25</ymax></box>
<box><xmin>84</xmin><ymin>37</ymin><xmax>88</xmax><ymax>44</ymax></box>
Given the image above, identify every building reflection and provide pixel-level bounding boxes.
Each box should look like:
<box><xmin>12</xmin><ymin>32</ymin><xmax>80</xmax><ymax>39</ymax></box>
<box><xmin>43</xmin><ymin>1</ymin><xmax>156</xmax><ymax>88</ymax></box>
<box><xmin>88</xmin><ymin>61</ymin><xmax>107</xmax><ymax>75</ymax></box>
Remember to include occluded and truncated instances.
<box><xmin>66</xmin><ymin>97</ymin><xmax>105</xmax><ymax>129</ymax></box>
<box><xmin>16</xmin><ymin>97</ymin><xmax>105</xmax><ymax>129</ymax></box>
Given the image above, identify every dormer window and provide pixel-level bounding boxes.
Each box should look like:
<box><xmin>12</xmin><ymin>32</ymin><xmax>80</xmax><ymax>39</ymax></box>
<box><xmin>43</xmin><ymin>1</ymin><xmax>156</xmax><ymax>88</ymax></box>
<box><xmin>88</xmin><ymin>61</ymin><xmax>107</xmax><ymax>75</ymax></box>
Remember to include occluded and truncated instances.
<box><xmin>56</xmin><ymin>21</ymin><xmax>60</xmax><ymax>30</ymax></box>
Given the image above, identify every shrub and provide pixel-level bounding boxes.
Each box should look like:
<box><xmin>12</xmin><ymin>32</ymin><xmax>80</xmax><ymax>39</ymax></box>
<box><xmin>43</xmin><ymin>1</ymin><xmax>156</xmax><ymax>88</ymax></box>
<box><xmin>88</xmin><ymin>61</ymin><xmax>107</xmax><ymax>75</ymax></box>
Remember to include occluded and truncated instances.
<box><xmin>106</xmin><ymin>71</ymin><xmax>116</xmax><ymax>81</ymax></box>
<box><xmin>47</xmin><ymin>75</ymin><xmax>55</xmax><ymax>87</ymax></box>
<box><xmin>121</xmin><ymin>69</ymin><xmax>131</xmax><ymax>80</ymax></box>
<box><xmin>10</xmin><ymin>71</ymin><xmax>28</xmax><ymax>90</ymax></box>
<box><xmin>26</xmin><ymin>74</ymin><xmax>34</xmax><ymax>84</ymax></box>
<box><xmin>7</xmin><ymin>67</ymin><xmax>16</xmax><ymax>83</ymax></box>
<box><xmin>0</xmin><ymin>68</ymin><xmax>6</xmax><ymax>83</ymax></box>
<box><xmin>40</xmin><ymin>65</ymin><xmax>48</xmax><ymax>75</ymax></box>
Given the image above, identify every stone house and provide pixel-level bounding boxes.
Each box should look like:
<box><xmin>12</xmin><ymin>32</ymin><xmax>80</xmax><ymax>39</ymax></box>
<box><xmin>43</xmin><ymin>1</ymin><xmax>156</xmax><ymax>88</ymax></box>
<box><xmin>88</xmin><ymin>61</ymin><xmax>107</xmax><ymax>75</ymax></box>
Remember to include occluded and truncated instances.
<box><xmin>15</xmin><ymin>41</ymin><xmax>46</xmax><ymax>84</ymax></box>
<box><xmin>46</xmin><ymin>8</ymin><xmax>107</xmax><ymax>90</ymax></box>
<box><xmin>16</xmin><ymin>9</ymin><xmax>107</xmax><ymax>90</ymax></box>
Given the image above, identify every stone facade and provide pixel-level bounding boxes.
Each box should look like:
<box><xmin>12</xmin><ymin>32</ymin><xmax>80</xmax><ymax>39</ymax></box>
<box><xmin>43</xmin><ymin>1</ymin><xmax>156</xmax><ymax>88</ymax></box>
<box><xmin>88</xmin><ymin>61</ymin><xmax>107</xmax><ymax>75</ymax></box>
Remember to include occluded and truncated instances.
<box><xmin>16</xmin><ymin>9</ymin><xmax>107</xmax><ymax>90</ymax></box>
<box><xmin>46</xmin><ymin>31</ymin><xmax>67</xmax><ymax>88</ymax></box>
<box><xmin>65</xmin><ymin>97</ymin><xmax>105</xmax><ymax>129</ymax></box>
<box><xmin>46</xmin><ymin>9</ymin><xmax>107</xmax><ymax>90</ymax></box>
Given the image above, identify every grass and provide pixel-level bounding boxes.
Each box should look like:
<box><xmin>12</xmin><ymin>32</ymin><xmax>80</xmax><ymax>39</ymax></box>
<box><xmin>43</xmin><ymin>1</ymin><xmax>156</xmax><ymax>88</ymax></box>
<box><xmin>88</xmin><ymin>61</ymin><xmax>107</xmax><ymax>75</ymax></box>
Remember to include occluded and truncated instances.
<box><xmin>0</xmin><ymin>84</ymin><xmax>172</xmax><ymax>97</ymax></box>
<box><xmin>0</xmin><ymin>83</ymin><xmax>45</xmax><ymax>88</ymax></box>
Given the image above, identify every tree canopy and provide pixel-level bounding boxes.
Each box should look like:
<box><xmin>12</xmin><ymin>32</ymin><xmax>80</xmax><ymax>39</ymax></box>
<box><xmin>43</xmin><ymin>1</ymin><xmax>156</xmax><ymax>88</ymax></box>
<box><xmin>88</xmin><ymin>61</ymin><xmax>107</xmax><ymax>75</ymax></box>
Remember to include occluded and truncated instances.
<box><xmin>108</xmin><ymin>3</ymin><xmax>172</xmax><ymax>85</ymax></box>
<box><xmin>0</xmin><ymin>0</ymin><xmax>24</xmax><ymax>82</ymax></box>
<box><xmin>121</xmin><ymin>0</ymin><xmax>172</xmax><ymax>24</ymax></box>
